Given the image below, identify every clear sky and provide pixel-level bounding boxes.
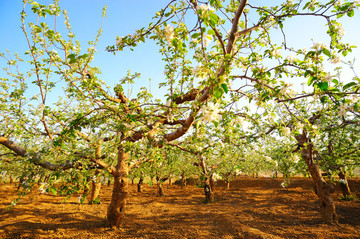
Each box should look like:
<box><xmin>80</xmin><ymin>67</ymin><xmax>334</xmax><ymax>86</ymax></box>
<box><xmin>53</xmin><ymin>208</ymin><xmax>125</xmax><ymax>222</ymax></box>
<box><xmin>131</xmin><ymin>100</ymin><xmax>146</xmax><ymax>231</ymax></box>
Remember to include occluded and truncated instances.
<box><xmin>1</xmin><ymin>0</ymin><xmax>360</xmax><ymax>103</ymax></box>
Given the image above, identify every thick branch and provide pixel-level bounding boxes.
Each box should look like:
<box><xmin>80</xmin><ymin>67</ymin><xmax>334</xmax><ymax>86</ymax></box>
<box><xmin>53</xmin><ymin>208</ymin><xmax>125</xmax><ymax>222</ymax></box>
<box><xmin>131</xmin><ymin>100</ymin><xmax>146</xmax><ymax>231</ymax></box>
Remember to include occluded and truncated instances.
<box><xmin>0</xmin><ymin>136</ymin><xmax>74</xmax><ymax>171</ymax></box>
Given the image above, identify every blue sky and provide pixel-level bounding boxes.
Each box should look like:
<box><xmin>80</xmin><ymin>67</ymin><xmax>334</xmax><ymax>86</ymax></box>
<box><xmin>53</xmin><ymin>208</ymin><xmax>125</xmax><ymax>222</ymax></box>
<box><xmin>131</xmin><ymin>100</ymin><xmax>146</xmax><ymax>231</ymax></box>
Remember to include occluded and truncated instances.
<box><xmin>1</xmin><ymin>0</ymin><xmax>360</xmax><ymax>104</ymax></box>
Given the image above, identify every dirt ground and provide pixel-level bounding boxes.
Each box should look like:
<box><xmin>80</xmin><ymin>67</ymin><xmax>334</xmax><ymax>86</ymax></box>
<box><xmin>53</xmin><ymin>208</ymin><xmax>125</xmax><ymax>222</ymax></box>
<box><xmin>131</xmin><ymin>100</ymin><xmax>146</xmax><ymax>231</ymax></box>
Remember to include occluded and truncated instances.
<box><xmin>0</xmin><ymin>177</ymin><xmax>359</xmax><ymax>239</ymax></box>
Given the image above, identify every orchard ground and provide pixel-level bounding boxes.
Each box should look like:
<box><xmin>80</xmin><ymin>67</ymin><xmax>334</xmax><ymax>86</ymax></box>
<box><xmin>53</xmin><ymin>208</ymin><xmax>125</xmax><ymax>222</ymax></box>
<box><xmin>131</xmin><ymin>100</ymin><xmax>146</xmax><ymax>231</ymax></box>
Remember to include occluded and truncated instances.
<box><xmin>0</xmin><ymin>177</ymin><xmax>359</xmax><ymax>239</ymax></box>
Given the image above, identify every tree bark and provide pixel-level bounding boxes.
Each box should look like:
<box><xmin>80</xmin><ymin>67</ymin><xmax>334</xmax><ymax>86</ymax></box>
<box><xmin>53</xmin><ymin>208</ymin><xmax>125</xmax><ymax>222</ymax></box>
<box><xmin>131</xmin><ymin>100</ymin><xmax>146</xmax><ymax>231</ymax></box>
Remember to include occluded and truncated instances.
<box><xmin>89</xmin><ymin>170</ymin><xmax>102</xmax><ymax>204</ymax></box>
<box><xmin>209</xmin><ymin>175</ymin><xmax>215</xmax><ymax>192</ymax></box>
<box><xmin>180</xmin><ymin>171</ymin><xmax>186</xmax><ymax>189</ymax></box>
<box><xmin>338</xmin><ymin>170</ymin><xmax>351</xmax><ymax>198</ymax></box>
<box><xmin>157</xmin><ymin>183</ymin><xmax>165</xmax><ymax>197</ymax></box>
<box><xmin>295</xmin><ymin>132</ymin><xmax>338</xmax><ymax>224</ymax></box>
<box><xmin>106</xmin><ymin>146</ymin><xmax>129</xmax><ymax>228</ymax></box>
<box><xmin>204</xmin><ymin>178</ymin><xmax>214</xmax><ymax>203</ymax></box>
<box><xmin>137</xmin><ymin>177</ymin><xmax>144</xmax><ymax>193</ymax></box>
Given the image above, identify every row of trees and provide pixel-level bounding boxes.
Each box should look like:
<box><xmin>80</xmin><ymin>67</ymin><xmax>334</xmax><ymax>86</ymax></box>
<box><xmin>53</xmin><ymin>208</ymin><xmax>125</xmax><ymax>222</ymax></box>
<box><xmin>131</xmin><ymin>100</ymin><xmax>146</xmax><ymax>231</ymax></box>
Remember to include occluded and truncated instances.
<box><xmin>1</xmin><ymin>0</ymin><xmax>359</xmax><ymax>227</ymax></box>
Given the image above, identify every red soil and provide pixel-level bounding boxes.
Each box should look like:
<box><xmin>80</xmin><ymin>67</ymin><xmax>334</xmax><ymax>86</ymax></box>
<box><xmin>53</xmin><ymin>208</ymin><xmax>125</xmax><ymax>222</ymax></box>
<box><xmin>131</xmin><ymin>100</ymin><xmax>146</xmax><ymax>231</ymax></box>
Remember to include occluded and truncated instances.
<box><xmin>0</xmin><ymin>177</ymin><xmax>359</xmax><ymax>238</ymax></box>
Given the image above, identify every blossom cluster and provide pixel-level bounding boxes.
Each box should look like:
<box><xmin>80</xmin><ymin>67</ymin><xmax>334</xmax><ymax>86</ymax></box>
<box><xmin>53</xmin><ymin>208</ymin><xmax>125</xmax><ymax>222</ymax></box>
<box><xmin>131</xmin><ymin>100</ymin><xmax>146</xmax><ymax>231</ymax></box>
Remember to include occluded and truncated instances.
<box><xmin>201</xmin><ymin>102</ymin><xmax>221</xmax><ymax>122</ymax></box>
<box><xmin>212</xmin><ymin>173</ymin><xmax>222</xmax><ymax>181</ymax></box>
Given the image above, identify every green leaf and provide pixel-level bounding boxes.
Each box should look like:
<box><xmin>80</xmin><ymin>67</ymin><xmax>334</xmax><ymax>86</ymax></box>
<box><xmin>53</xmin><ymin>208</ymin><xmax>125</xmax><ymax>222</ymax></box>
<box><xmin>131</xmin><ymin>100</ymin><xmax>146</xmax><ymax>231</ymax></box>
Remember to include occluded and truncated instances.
<box><xmin>67</xmin><ymin>54</ymin><xmax>77</xmax><ymax>64</ymax></box>
<box><xmin>209</xmin><ymin>13</ymin><xmax>219</xmax><ymax>27</ymax></box>
<box><xmin>214</xmin><ymin>87</ymin><xmax>223</xmax><ymax>99</ymax></box>
<box><xmin>221</xmin><ymin>83</ymin><xmax>228</xmax><ymax>93</ymax></box>
<box><xmin>50</xmin><ymin>187</ymin><xmax>57</xmax><ymax>196</ymax></box>
<box><xmin>207</xmin><ymin>29</ymin><xmax>215</xmax><ymax>35</ymax></box>
<box><xmin>33</xmin><ymin>25</ymin><xmax>42</xmax><ymax>33</ymax></box>
<box><xmin>191</xmin><ymin>33</ymin><xmax>200</xmax><ymax>39</ymax></box>
<box><xmin>307</xmin><ymin>76</ymin><xmax>315</xmax><ymax>86</ymax></box>
<box><xmin>318</xmin><ymin>82</ymin><xmax>328</xmax><ymax>91</ymax></box>
<box><xmin>320</xmin><ymin>96</ymin><xmax>328</xmax><ymax>103</ymax></box>
<box><xmin>347</xmin><ymin>9</ymin><xmax>355</xmax><ymax>17</ymax></box>
<box><xmin>78</xmin><ymin>54</ymin><xmax>89</xmax><ymax>59</ymax></box>
<box><xmin>322</xmin><ymin>48</ymin><xmax>331</xmax><ymax>57</ymax></box>
<box><xmin>343</xmin><ymin>82</ymin><xmax>357</xmax><ymax>90</ymax></box>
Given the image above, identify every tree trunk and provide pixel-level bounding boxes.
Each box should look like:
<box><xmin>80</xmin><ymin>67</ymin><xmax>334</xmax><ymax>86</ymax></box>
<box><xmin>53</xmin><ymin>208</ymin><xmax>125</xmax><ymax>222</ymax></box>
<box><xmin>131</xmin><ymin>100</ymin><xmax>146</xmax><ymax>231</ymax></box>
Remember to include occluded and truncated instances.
<box><xmin>89</xmin><ymin>181</ymin><xmax>101</xmax><ymax>203</ymax></box>
<box><xmin>137</xmin><ymin>177</ymin><xmax>144</xmax><ymax>193</ymax></box>
<box><xmin>89</xmin><ymin>171</ymin><xmax>102</xmax><ymax>204</ymax></box>
<box><xmin>209</xmin><ymin>175</ymin><xmax>215</xmax><ymax>192</ymax></box>
<box><xmin>226</xmin><ymin>181</ymin><xmax>230</xmax><ymax>189</ymax></box>
<box><xmin>180</xmin><ymin>171</ymin><xmax>186</xmax><ymax>189</ymax></box>
<box><xmin>157</xmin><ymin>183</ymin><xmax>165</xmax><ymax>196</ymax></box>
<box><xmin>338</xmin><ymin>170</ymin><xmax>351</xmax><ymax>197</ymax></box>
<box><xmin>204</xmin><ymin>178</ymin><xmax>214</xmax><ymax>203</ymax></box>
<box><xmin>9</xmin><ymin>175</ymin><xmax>13</xmax><ymax>184</ymax></box>
<box><xmin>106</xmin><ymin>146</ymin><xmax>129</xmax><ymax>228</ymax></box>
<box><xmin>295</xmin><ymin>132</ymin><xmax>337</xmax><ymax>224</ymax></box>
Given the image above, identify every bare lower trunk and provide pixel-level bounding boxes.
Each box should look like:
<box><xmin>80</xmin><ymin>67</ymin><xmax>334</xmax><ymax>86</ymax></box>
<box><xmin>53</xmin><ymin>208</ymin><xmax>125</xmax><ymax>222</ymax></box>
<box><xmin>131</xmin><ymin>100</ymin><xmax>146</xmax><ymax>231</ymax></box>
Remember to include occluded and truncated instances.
<box><xmin>226</xmin><ymin>181</ymin><xmax>230</xmax><ymax>189</ymax></box>
<box><xmin>137</xmin><ymin>177</ymin><xmax>144</xmax><ymax>193</ymax></box>
<box><xmin>209</xmin><ymin>176</ymin><xmax>215</xmax><ymax>192</ymax></box>
<box><xmin>296</xmin><ymin>132</ymin><xmax>337</xmax><ymax>224</ymax></box>
<box><xmin>9</xmin><ymin>175</ymin><xmax>13</xmax><ymax>184</ymax></box>
<box><xmin>180</xmin><ymin>171</ymin><xmax>186</xmax><ymax>189</ymax></box>
<box><xmin>106</xmin><ymin>147</ymin><xmax>129</xmax><ymax>228</ymax></box>
<box><xmin>204</xmin><ymin>178</ymin><xmax>214</xmax><ymax>203</ymax></box>
<box><xmin>89</xmin><ymin>170</ymin><xmax>102</xmax><ymax>203</ymax></box>
<box><xmin>338</xmin><ymin>170</ymin><xmax>351</xmax><ymax>197</ymax></box>
<box><xmin>157</xmin><ymin>183</ymin><xmax>165</xmax><ymax>196</ymax></box>
<box><xmin>89</xmin><ymin>181</ymin><xmax>101</xmax><ymax>203</ymax></box>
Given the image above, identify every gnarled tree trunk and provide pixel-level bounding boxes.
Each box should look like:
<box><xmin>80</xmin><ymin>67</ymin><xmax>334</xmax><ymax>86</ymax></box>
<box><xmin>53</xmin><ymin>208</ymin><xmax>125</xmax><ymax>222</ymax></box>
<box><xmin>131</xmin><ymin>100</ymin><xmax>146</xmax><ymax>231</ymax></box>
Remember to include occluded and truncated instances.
<box><xmin>137</xmin><ymin>177</ymin><xmax>144</xmax><ymax>193</ymax></box>
<box><xmin>106</xmin><ymin>146</ymin><xmax>129</xmax><ymax>228</ymax></box>
<box><xmin>295</xmin><ymin>132</ymin><xmax>338</xmax><ymax>224</ymax></box>
<box><xmin>338</xmin><ymin>170</ymin><xmax>351</xmax><ymax>198</ymax></box>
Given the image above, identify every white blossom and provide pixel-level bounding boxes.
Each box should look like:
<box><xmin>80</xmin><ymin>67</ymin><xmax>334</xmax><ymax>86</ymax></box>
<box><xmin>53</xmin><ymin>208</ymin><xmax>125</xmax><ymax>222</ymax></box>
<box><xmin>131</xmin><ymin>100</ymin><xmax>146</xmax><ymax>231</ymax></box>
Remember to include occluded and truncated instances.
<box><xmin>201</xmin><ymin>102</ymin><xmax>221</xmax><ymax>122</ymax></box>
<box><xmin>323</xmin><ymin>73</ymin><xmax>334</xmax><ymax>83</ymax></box>
<box><xmin>335</xmin><ymin>0</ymin><xmax>343</xmax><ymax>7</ymax></box>
<box><xmin>338</xmin><ymin>178</ymin><xmax>347</xmax><ymax>185</ymax></box>
<box><xmin>212</xmin><ymin>173</ymin><xmax>222</xmax><ymax>181</ymax></box>
<box><xmin>116</xmin><ymin>36</ymin><xmax>123</xmax><ymax>46</ymax></box>
<box><xmin>164</xmin><ymin>25</ymin><xmax>174</xmax><ymax>44</ymax></box>
<box><xmin>292</xmin><ymin>155</ymin><xmax>300</xmax><ymax>164</ymax></box>
<box><xmin>286</xmin><ymin>55</ymin><xmax>296</xmax><ymax>62</ymax></box>
<box><xmin>286</xmin><ymin>0</ymin><xmax>294</xmax><ymax>6</ymax></box>
<box><xmin>330</xmin><ymin>54</ymin><xmax>341</xmax><ymax>64</ymax></box>
<box><xmin>334</xmin><ymin>24</ymin><xmax>345</xmax><ymax>37</ymax></box>
<box><xmin>272</xmin><ymin>49</ymin><xmax>281</xmax><ymax>58</ymax></box>
<box><xmin>312</xmin><ymin>42</ymin><xmax>327</xmax><ymax>51</ymax></box>
<box><xmin>338</xmin><ymin>103</ymin><xmax>349</xmax><ymax>116</ymax></box>
<box><xmin>265</xmin><ymin>156</ymin><xmax>272</xmax><ymax>162</ymax></box>
<box><xmin>283</xmin><ymin>127</ymin><xmax>291</xmax><ymax>137</ymax></box>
